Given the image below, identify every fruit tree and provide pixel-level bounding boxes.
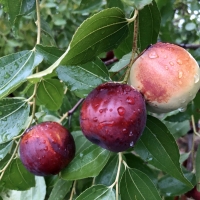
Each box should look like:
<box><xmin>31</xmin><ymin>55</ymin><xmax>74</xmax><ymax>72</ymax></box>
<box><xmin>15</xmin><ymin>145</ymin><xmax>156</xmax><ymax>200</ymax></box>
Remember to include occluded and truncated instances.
<box><xmin>0</xmin><ymin>0</ymin><xmax>200</xmax><ymax>200</ymax></box>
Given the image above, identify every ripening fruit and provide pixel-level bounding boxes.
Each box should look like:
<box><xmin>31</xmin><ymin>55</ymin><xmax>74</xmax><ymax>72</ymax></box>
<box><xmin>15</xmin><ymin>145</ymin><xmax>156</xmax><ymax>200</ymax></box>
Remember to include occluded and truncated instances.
<box><xmin>185</xmin><ymin>186</ymin><xmax>200</xmax><ymax>199</ymax></box>
<box><xmin>129</xmin><ymin>42</ymin><xmax>200</xmax><ymax>113</ymax></box>
<box><xmin>19</xmin><ymin>121</ymin><xmax>75</xmax><ymax>176</ymax></box>
<box><xmin>79</xmin><ymin>82</ymin><xmax>146</xmax><ymax>152</ymax></box>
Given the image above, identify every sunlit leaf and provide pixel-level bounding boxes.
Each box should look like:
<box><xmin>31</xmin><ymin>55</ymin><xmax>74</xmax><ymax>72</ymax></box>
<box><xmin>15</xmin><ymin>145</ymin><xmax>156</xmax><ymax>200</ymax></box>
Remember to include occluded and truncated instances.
<box><xmin>0</xmin><ymin>141</ymin><xmax>13</xmax><ymax>161</ymax></box>
<box><xmin>0</xmin><ymin>50</ymin><xmax>43</xmax><ymax>99</ymax></box>
<box><xmin>76</xmin><ymin>185</ymin><xmax>115</xmax><ymax>200</ymax></box>
<box><xmin>0</xmin><ymin>98</ymin><xmax>30</xmax><ymax>144</ymax></box>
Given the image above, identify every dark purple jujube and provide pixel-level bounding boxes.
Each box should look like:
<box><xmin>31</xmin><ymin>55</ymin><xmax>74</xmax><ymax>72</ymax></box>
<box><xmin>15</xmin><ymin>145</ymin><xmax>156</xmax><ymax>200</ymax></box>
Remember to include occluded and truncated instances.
<box><xmin>79</xmin><ymin>82</ymin><xmax>147</xmax><ymax>152</ymax></box>
<box><xmin>19</xmin><ymin>121</ymin><xmax>75</xmax><ymax>176</ymax></box>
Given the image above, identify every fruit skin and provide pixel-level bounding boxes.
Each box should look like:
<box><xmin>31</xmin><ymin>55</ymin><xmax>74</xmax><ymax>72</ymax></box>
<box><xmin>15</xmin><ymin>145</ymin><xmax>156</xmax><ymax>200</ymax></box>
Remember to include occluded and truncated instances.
<box><xmin>129</xmin><ymin>42</ymin><xmax>200</xmax><ymax>113</ymax></box>
<box><xmin>185</xmin><ymin>186</ymin><xmax>200</xmax><ymax>199</ymax></box>
<box><xmin>79</xmin><ymin>82</ymin><xmax>146</xmax><ymax>152</ymax></box>
<box><xmin>19</xmin><ymin>121</ymin><xmax>75</xmax><ymax>176</ymax></box>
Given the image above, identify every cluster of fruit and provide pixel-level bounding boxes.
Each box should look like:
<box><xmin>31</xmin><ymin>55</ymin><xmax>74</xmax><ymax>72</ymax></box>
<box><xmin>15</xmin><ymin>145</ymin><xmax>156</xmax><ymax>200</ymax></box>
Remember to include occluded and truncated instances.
<box><xmin>19</xmin><ymin>42</ymin><xmax>200</xmax><ymax>176</ymax></box>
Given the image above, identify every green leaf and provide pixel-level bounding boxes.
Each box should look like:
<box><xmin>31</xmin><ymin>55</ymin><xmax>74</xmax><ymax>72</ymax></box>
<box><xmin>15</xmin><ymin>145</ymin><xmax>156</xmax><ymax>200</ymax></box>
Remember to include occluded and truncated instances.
<box><xmin>196</xmin><ymin>145</ymin><xmax>200</xmax><ymax>191</ymax></box>
<box><xmin>61</xmin><ymin>136</ymin><xmax>111</xmax><ymax>180</ymax></box>
<box><xmin>0</xmin><ymin>98</ymin><xmax>30</xmax><ymax>144</ymax></box>
<box><xmin>76</xmin><ymin>185</ymin><xmax>115</xmax><ymax>200</ymax></box>
<box><xmin>48</xmin><ymin>179</ymin><xmax>72</xmax><ymax>200</ymax></box>
<box><xmin>0</xmin><ymin>50</ymin><xmax>43</xmax><ymax>99</ymax></box>
<box><xmin>36</xmin><ymin>45</ymin><xmax>64</xmax><ymax>65</ymax></box>
<box><xmin>0</xmin><ymin>141</ymin><xmax>13</xmax><ymax>160</ymax></box>
<box><xmin>109</xmin><ymin>52</ymin><xmax>131</xmax><ymax>72</ymax></box>
<box><xmin>75</xmin><ymin>0</ymin><xmax>104</xmax><ymax>13</ymax></box>
<box><xmin>158</xmin><ymin>168</ymin><xmax>196</xmax><ymax>197</ymax></box>
<box><xmin>20</xmin><ymin>176</ymin><xmax>46</xmax><ymax>200</ymax></box>
<box><xmin>134</xmin><ymin>115</ymin><xmax>193</xmax><ymax>187</ymax></box>
<box><xmin>165</xmin><ymin>93</ymin><xmax>200</xmax><ymax>122</ymax></box>
<box><xmin>0</xmin><ymin>0</ymin><xmax>35</xmax><ymax>25</ymax></box>
<box><xmin>27</xmin><ymin>8</ymin><xmax>129</xmax><ymax>81</ymax></box>
<box><xmin>115</xmin><ymin>0</ymin><xmax>160</xmax><ymax>57</ymax></box>
<box><xmin>35</xmin><ymin>79</ymin><xmax>64</xmax><ymax>111</ymax></box>
<box><xmin>124</xmin><ymin>153</ymin><xmax>158</xmax><ymax>185</ymax></box>
<box><xmin>138</xmin><ymin>0</ymin><xmax>161</xmax><ymax>51</ymax></box>
<box><xmin>121</xmin><ymin>0</ymin><xmax>153</xmax><ymax>10</ymax></box>
<box><xmin>163</xmin><ymin>120</ymin><xmax>190</xmax><ymax>138</ymax></box>
<box><xmin>61</xmin><ymin>7</ymin><xmax>129</xmax><ymax>65</ymax></box>
<box><xmin>57</xmin><ymin>57</ymin><xmax>110</xmax><ymax>98</ymax></box>
<box><xmin>95</xmin><ymin>154</ymin><xmax>125</xmax><ymax>186</ymax></box>
<box><xmin>120</xmin><ymin>168</ymin><xmax>162</xmax><ymax>200</ymax></box>
<box><xmin>1</xmin><ymin>158</ymin><xmax>35</xmax><ymax>191</ymax></box>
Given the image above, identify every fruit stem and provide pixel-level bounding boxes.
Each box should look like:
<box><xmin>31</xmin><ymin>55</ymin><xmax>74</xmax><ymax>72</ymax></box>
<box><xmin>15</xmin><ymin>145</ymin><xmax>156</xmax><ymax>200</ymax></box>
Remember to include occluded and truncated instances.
<box><xmin>69</xmin><ymin>180</ymin><xmax>77</xmax><ymax>200</ymax></box>
<box><xmin>109</xmin><ymin>152</ymin><xmax>123</xmax><ymax>200</ymax></box>
<box><xmin>191</xmin><ymin>115</ymin><xmax>200</xmax><ymax>137</ymax></box>
<box><xmin>126</xmin><ymin>9</ymin><xmax>138</xmax><ymax>24</ymax></box>
<box><xmin>123</xmin><ymin>9</ymin><xmax>139</xmax><ymax>84</ymax></box>
<box><xmin>0</xmin><ymin>140</ymin><xmax>20</xmax><ymax>180</ymax></box>
<box><xmin>36</xmin><ymin>0</ymin><xmax>41</xmax><ymax>45</ymax></box>
<box><xmin>59</xmin><ymin>98</ymin><xmax>85</xmax><ymax>123</ymax></box>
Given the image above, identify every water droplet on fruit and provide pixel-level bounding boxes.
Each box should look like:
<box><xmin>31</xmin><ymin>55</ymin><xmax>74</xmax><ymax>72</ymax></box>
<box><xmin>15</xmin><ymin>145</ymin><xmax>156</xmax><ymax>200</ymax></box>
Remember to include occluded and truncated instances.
<box><xmin>148</xmin><ymin>51</ymin><xmax>158</xmax><ymax>59</ymax></box>
<box><xmin>194</xmin><ymin>73</ymin><xmax>199</xmax><ymax>83</ymax></box>
<box><xmin>44</xmin><ymin>146</ymin><xmax>48</xmax><ymax>151</ymax></box>
<box><xmin>93</xmin><ymin>117</ymin><xmax>98</xmax><ymax>122</ymax></box>
<box><xmin>100</xmin><ymin>121</ymin><xmax>114</xmax><ymax>126</ymax></box>
<box><xmin>165</xmin><ymin>66</ymin><xmax>169</xmax><ymax>70</ymax></box>
<box><xmin>117</xmin><ymin>107</ymin><xmax>125</xmax><ymax>116</ymax></box>
<box><xmin>99</xmin><ymin>109</ymin><xmax>103</xmax><ymax>113</ymax></box>
<box><xmin>176</xmin><ymin>59</ymin><xmax>182</xmax><ymax>65</ymax></box>
<box><xmin>123</xmin><ymin>128</ymin><xmax>127</xmax><ymax>132</ymax></box>
<box><xmin>129</xmin><ymin>131</ymin><xmax>133</xmax><ymax>136</ymax></box>
<box><xmin>178</xmin><ymin>71</ymin><xmax>183</xmax><ymax>79</ymax></box>
<box><xmin>126</xmin><ymin>97</ymin><xmax>135</xmax><ymax>105</ymax></box>
<box><xmin>178</xmin><ymin>107</ymin><xmax>187</xmax><ymax>112</ymax></box>
<box><xmin>169</xmin><ymin>61</ymin><xmax>174</xmax><ymax>66</ymax></box>
<box><xmin>130</xmin><ymin>141</ymin><xmax>134</xmax><ymax>147</ymax></box>
<box><xmin>94</xmin><ymin>103</ymin><xmax>99</xmax><ymax>107</ymax></box>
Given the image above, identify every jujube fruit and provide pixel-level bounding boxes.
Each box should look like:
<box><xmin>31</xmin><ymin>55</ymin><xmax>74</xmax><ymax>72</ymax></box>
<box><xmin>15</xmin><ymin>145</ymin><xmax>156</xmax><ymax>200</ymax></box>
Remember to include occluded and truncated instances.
<box><xmin>79</xmin><ymin>82</ymin><xmax>146</xmax><ymax>152</ymax></box>
<box><xmin>19</xmin><ymin>121</ymin><xmax>75</xmax><ymax>176</ymax></box>
<box><xmin>129</xmin><ymin>42</ymin><xmax>200</xmax><ymax>113</ymax></box>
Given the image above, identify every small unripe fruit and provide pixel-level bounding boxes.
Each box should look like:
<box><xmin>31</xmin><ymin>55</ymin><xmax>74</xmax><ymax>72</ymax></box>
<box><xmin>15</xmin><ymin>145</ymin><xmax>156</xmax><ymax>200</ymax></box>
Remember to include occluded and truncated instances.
<box><xmin>79</xmin><ymin>82</ymin><xmax>146</xmax><ymax>152</ymax></box>
<box><xmin>19</xmin><ymin>121</ymin><xmax>75</xmax><ymax>176</ymax></box>
<box><xmin>129</xmin><ymin>42</ymin><xmax>200</xmax><ymax>113</ymax></box>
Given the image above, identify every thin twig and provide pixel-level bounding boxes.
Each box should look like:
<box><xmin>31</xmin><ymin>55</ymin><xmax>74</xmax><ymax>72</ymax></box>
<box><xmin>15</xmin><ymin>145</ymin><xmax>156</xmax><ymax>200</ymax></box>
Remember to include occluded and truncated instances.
<box><xmin>123</xmin><ymin>9</ymin><xmax>139</xmax><ymax>83</ymax></box>
<box><xmin>36</xmin><ymin>0</ymin><xmax>41</xmax><ymax>45</ymax></box>
<box><xmin>59</xmin><ymin>98</ymin><xmax>85</xmax><ymax>123</ymax></box>
<box><xmin>69</xmin><ymin>180</ymin><xmax>77</xmax><ymax>200</ymax></box>
<box><xmin>109</xmin><ymin>153</ymin><xmax>123</xmax><ymax>200</ymax></box>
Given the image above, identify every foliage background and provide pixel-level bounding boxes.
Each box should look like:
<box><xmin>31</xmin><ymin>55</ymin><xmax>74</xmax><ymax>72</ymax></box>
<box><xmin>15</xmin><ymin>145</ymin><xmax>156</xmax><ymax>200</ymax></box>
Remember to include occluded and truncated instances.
<box><xmin>0</xmin><ymin>0</ymin><xmax>199</xmax><ymax>200</ymax></box>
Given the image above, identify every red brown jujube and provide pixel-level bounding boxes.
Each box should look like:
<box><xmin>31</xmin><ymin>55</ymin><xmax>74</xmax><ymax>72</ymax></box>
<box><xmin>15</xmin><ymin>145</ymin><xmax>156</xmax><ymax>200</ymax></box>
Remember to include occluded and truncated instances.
<box><xmin>80</xmin><ymin>82</ymin><xmax>147</xmax><ymax>152</ymax></box>
<box><xmin>19</xmin><ymin>121</ymin><xmax>75</xmax><ymax>176</ymax></box>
